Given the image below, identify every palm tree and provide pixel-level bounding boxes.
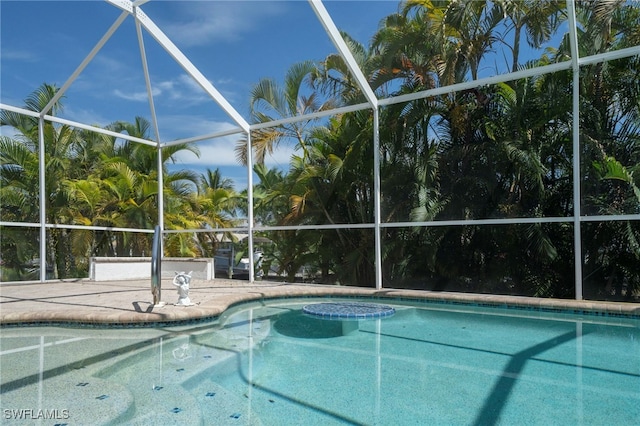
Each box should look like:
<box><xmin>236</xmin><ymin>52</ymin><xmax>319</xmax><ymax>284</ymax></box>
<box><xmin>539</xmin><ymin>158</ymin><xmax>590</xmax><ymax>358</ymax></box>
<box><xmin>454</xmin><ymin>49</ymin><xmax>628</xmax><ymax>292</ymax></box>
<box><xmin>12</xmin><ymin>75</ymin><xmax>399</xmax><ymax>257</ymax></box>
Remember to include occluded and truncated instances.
<box><xmin>0</xmin><ymin>83</ymin><xmax>90</xmax><ymax>278</ymax></box>
<box><xmin>361</xmin><ymin>1</ymin><xmax>579</xmax><ymax>295</ymax></box>
<box><xmin>95</xmin><ymin>117</ymin><xmax>201</xmax><ymax>257</ymax></box>
<box><xmin>235</xmin><ymin>60</ymin><xmax>337</xmax><ymax>165</ymax></box>
<box><xmin>199</xmin><ymin>167</ymin><xmax>234</xmax><ymax>193</ymax></box>
<box><xmin>251</xmin><ymin>163</ymin><xmax>290</xmax><ymax>227</ymax></box>
<box><xmin>311</xmin><ymin>31</ymin><xmax>391</xmax><ymax>102</ymax></box>
<box><xmin>498</xmin><ymin>0</ymin><xmax>563</xmax><ymax>73</ymax></box>
<box><xmin>187</xmin><ymin>167</ymin><xmax>243</xmax><ymax>258</ymax></box>
<box><xmin>568</xmin><ymin>0</ymin><xmax>640</xmax><ymax>300</ymax></box>
<box><xmin>372</xmin><ymin>6</ymin><xmax>451</xmax><ymax>89</ymax></box>
<box><xmin>398</xmin><ymin>0</ymin><xmax>504</xmax><ymax>81</ymax></box>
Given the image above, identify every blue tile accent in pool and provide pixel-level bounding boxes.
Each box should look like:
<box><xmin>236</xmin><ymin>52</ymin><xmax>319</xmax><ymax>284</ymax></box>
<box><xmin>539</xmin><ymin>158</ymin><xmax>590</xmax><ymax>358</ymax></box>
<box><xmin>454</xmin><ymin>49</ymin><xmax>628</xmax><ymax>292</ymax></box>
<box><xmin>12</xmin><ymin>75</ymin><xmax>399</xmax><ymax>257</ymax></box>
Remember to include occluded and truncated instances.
<box><xmin>302</xmin><ymin>302</ymin><xmax>396</xmax><ymax>320</ymax></box>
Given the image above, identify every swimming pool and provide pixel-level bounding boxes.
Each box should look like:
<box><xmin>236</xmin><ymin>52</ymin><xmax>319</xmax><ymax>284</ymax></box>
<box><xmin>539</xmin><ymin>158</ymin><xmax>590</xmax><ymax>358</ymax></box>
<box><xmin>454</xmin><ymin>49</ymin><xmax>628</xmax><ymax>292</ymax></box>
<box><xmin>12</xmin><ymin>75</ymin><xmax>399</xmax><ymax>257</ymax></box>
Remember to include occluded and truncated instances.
<box><xmin>1</xmin><ymin>298</ymin><xmax>639</xmax><ymax>425</ymax></box>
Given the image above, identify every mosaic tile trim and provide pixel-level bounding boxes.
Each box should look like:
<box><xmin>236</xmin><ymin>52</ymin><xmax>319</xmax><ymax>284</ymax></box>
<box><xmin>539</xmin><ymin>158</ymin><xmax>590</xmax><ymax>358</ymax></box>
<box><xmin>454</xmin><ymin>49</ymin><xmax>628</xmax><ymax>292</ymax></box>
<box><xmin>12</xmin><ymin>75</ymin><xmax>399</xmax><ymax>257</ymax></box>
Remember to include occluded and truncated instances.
<box><xmin>261</xmin><ymin>295</ymin><xmax>640</xmax><ymax>320</ymax></box>
<box><xmin>302</xmin><ymin>302</ymin><xmax>395</xmax><ymax>320</ymax></box>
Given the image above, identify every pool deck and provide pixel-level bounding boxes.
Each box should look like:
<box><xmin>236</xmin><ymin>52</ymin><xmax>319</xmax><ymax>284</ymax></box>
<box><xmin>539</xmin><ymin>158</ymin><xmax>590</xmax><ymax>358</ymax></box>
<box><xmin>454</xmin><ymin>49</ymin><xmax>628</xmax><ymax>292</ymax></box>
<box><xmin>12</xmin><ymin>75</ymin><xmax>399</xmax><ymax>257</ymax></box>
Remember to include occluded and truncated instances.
<box><xmin>1</xmin><ymin>278</ymin><xmax>639</xmax><ymax>326</ymax></box>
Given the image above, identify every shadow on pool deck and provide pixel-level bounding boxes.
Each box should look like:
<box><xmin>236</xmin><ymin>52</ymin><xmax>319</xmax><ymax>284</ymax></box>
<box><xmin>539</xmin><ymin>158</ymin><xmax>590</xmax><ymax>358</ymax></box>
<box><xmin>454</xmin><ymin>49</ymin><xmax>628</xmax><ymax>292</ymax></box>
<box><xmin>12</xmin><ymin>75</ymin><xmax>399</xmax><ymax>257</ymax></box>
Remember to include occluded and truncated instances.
<box><xmin>1</xmin><ymin>278</ymin><xmax>639</xmax><ymax>325</ymax></box>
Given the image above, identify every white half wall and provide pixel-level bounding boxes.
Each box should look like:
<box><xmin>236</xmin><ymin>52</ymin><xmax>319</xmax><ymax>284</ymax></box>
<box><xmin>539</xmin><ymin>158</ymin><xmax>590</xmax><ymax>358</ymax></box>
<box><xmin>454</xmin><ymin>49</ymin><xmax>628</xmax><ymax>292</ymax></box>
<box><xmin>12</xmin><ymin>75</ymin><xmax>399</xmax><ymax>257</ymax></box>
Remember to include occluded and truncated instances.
<box><xmin>90</xmin><ymin>257</ymin><xmax>214</xmax><ymax>281</ymax></box>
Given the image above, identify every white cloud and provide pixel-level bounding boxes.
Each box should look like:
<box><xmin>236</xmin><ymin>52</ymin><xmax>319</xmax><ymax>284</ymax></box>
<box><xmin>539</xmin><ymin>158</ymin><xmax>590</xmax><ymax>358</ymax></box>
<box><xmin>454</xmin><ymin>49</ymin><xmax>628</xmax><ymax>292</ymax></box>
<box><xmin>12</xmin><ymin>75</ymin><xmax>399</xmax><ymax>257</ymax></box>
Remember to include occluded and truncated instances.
<box><xmin>170</xmin><ymin>136</ymin><xmax>296</xmax><ymax>191</ymax></box>
<box><xmin>158</xmin><ymin>115</ymin><xmax>237</xmax><ymax>141</ymax></box>
<box><xmin>185</xmin><ymin>139</ymin><xmax>297</xmax><ymax>169</ymax></box>
<box><xmin>159</xmin><ymin>117</ymin><xmax>245</xmax><ymax>165</ymax></box>
<box><xmin>113</xmin><ymin>88</ymin><xmax>161</xmax><ymax>102</ymax></box>
<box><xmin>62</xmin><ymin>105</ymin><xmax>112</xmax><ymax>128</ymax></box>
<box><xmin>158</xmin><ymin>2</ymin><xmax>286</xmax><ymax>47</ymax></box>
<box><xmin>162</xmin><ymin>115</ymin><xmax>297</xmax><ymax>169</ymax></box>
<box><xmin>91</xmin><ymin>55</ymin><xmax>129</xmax><ymax>75</ymax></box>
<box><xmin>111</xmin><ymin>74</ymin><xmax>217</xmax><ymax>107</ymax></box>
<box><xmin>49</xmin><ymin>31</ymin><xmax>241</xmax><ymax>116</ymax></box>
<box><xmin>162</xmin><ymin>74</ymin><xmax>210</xmax><ymax>104</ymax></box>
<box><xmin>157</xmin><ymin>80</ymin><xmax>175</xmax><ymax>91</ymax></box>
<box><xmin>1</xmin><ymin>48</ymin><xmax>37</xmax><ymax>62</ymax></box>
<box><xmin>183</xmin><ymin>137</ymin><xmax>242</xmax><ymax>166</ymax></box>
<box><xmin>177</xmin><ymin>74</ymin><xmax>204</xmax><ymax>95</ymax></box>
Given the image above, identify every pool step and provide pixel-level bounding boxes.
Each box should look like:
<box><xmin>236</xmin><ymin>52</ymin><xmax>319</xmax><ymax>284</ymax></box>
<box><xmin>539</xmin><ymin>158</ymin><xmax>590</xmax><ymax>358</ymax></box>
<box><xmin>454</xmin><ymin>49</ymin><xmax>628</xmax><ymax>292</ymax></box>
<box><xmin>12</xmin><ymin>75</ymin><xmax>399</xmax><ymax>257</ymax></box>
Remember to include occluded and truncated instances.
<box><xmin>118</xmin><ymin>380</ymin><xmax>263</xmax><ymax>425</ymax></box>
<box><xmin>1</xmin><ymin>374</ymin><xmax>134</xmax><ymax>425</ymax></box>
<box><xmin>189</xmin><ymin>381</ymin><xmax>265</xmax><ymax>426</ymax></box>
<box><xmin>123</xmin><ymin>382</ymin><xmax>202</xmax><ymax>425</ymax></box>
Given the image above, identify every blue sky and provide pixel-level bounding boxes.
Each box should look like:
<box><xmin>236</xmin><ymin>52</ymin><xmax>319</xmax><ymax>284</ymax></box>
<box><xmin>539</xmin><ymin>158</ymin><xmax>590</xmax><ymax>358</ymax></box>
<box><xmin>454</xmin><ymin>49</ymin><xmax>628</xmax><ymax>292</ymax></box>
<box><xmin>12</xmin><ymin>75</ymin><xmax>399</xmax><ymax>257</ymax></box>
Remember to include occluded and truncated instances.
<box><xmin>0</xmin><ymin>0</ymin><xmax>400</xmax><ymax>189</ymax></box>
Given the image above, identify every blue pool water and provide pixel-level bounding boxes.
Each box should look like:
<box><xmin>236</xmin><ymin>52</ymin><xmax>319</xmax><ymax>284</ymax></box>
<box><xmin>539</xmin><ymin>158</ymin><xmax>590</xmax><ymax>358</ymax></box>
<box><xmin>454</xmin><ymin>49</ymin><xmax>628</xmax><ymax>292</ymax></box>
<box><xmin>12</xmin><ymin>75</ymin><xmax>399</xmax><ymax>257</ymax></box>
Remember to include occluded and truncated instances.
<box><xmin>1</xmin><ymin>298</ymin><xmax>639</xmax><ymax>425</ymax></box>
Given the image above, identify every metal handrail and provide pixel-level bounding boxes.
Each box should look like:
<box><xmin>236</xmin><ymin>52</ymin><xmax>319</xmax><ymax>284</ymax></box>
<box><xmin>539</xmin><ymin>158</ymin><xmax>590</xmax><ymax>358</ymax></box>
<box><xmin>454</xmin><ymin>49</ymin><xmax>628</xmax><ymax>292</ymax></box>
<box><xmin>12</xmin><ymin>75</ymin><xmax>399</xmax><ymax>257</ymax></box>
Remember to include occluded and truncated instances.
<box><xmin>151</xmin><ymin>225</ymin><xmax>162</xmax><ymax>305</ymax></box>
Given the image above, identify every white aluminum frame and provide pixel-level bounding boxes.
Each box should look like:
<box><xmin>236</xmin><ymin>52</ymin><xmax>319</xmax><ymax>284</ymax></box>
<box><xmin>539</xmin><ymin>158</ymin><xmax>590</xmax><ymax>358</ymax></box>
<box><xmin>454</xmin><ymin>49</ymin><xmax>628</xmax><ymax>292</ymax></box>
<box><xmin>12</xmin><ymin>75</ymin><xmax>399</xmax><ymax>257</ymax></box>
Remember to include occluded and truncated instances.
<box><xmin>0</xmin><ymin>0</ymin><xmax>638</xmax><ymax>300</ymax></box>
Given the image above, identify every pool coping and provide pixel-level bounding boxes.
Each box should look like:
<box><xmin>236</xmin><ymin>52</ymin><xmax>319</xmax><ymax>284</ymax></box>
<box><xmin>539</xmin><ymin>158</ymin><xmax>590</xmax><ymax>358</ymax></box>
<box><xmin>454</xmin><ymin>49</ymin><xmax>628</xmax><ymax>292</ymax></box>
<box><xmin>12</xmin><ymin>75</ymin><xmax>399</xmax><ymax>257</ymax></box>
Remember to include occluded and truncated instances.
<box><xmin>1</xmin><ymin>279</ymin><xmax>639</xmax><ymax>327</ymax></box>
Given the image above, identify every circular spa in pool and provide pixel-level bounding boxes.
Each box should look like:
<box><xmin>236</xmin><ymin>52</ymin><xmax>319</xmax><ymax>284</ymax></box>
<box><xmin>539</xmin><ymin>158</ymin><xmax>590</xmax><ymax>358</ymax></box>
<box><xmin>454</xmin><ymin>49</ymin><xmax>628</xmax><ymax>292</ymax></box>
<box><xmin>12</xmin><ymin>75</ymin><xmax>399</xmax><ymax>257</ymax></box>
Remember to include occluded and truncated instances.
<box><xmin>1</xmin><ymin>298</ymin><xmax>639</xmax><ymax>425</ymax></box>
<box><xmin>302</xmin><ymin>301</ymin><xmax>396</xmax><ymax>319</ymax></box>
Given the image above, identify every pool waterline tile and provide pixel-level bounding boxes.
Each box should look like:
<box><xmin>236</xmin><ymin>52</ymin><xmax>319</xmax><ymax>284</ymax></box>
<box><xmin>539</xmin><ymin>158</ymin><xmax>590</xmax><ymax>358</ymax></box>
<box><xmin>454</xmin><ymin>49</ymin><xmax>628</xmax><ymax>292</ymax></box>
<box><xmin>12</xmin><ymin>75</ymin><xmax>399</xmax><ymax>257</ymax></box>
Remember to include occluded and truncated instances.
<box><xmin>1</xmin><ymin>279</ymin><xmax>638</xmax><ymax>328</ymax></box>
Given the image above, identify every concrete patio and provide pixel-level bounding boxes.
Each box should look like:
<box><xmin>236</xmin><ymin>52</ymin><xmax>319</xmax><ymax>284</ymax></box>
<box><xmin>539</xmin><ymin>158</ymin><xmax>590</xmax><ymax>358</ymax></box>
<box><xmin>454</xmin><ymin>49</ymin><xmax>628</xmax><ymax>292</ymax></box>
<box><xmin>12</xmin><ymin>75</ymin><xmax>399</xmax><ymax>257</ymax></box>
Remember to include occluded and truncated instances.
<box><xmin>1</xmin><ymin>278</ymin><xmax>639</xmax><ymax>326</ymax></box>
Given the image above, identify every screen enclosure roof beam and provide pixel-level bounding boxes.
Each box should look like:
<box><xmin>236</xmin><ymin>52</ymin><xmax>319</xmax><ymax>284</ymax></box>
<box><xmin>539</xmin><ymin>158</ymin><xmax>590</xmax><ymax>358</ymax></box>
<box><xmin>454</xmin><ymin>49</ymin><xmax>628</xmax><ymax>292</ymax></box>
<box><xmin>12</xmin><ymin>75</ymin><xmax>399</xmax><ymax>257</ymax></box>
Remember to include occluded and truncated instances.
<box><xmin>309</xmin><ymin>0</ymin><xmax>379</xmax><ymax>109</ymax></box>
<box><xmin>106</xmin><ymin>0</ymin><xmax>250</xmax><ymax>133</ymax></box>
